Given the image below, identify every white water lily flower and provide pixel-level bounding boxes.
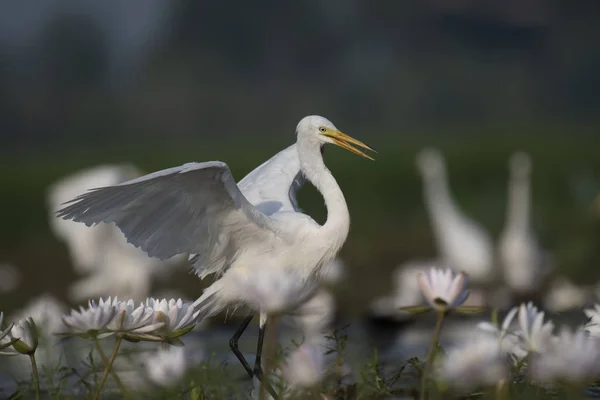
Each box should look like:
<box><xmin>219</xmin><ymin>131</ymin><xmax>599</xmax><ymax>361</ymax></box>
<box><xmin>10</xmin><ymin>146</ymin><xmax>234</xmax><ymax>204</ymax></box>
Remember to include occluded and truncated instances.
<box><xmin>438</xmin><ymin>335</ymin><xmax>508</xmax><ymax>392</ymax></box>
<box><xmin>516</xmin><ymin>302</ymin><xmax>554</xmax><ymax>354</ymax></box>
<box><xmin>108</xmin><ymin>299</ymin><xmax>163</xmax><ymax>334</ymax></box>
<box><xmin>478</xmin><ymin>307</ymin><xmax>518</xmax><ymax>340</ymax></box>
<box><xmin>98</xmin><ymin>296</ymin><xmax>121</xmax><ymax>308</ymax></box>
<box><xmin>8</xmin><ymin>318</ymin><xmax>38</xmax><ymax>355</ymax></box>
<box><xmin>477</xmin><ymin>307</ymin><xmax>525</xmax><ymax>359</ymax></box>
<box><xmin>58</xmin><ymin>298</ymin><xmax>118</xmax><ymax>338</ymax></box>
<box><xmin>144</xmin><ymin>346</ymin><xmax>187</xmax><ymax>388</ymax></box>
<box><xmin>228</xmin><ymin>266</ymin><xmax>318</xmax><ymax>317</ymax></box>
<box><xmin>0</xmin><ymin>312</ymin><xmax>18</xmax><ymax>356</ymax></box>
<box><xmin>282</xmin><ymin>341</ymin><xmax>326</xmax><ymax>388</ymax></box>
<box><xmin>584</xmin><ymin>304</ymin><xmax>600</xmax><ymax>338</ymax></box>
<box><xmin>417</xmin><ymin>267</ymin><xmax>470</xmax><ymax>312</ymax></box>
<box><xmin>13</xmin><ymin>295</ymin><xmax>66</xmax><ymax>336</ymax></box>
<box><xmin>530</xmin><ymin>328</ymin><xmax>600</xmax><ymax>384</ymax></box>
<box><xmin>141</xmin><ymin>298</ymin><xmax>199</xmax><ymax>342</ymax></box>
<box><xmin>9</xmin><ymin>295</ymin><xmax>67</xmax><ymax>374</ymax></box>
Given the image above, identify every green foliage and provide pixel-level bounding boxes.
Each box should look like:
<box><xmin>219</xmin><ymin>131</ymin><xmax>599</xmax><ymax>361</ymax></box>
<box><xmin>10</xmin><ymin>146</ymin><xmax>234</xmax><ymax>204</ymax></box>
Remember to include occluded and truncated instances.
<box><xmin>3</xmin><ymin>333</ymin><xmax>599</xmax><ymax>400</ymax></box>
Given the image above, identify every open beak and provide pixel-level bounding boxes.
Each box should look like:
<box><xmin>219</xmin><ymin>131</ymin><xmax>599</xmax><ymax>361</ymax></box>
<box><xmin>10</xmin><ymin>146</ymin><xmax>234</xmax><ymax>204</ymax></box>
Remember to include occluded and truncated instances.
<box><xmin>324</xmin><ymin>130</ymin><xmax>376</xmax><ymax>160</ymax></box>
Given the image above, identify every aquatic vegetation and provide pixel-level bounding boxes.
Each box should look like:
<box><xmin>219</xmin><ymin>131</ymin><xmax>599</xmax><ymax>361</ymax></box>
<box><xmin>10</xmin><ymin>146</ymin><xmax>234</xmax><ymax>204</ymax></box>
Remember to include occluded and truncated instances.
<box><xmin>138</xmin><ymin>298</ymin><xmax>200</xmax><ymax>345</ymax></box>
<box><xmin>143</xmin><ymin>346</ymin><xmax>187</xmax><ymax>388</ymax></box>
<box><xmin>0</xmin><ymin>316</ymin><xmax>41</xmax><ymax>399</ymax></box>
<box><xmin>4</xmin><ymin>271</ymin><xmax>600</xmax><ymax>399</ymax></box>
<box><xmin>530</xmin><ymin>328</ymin><xmax>600</xmax><ymax>386</ymax></box>
<box><xmin>416</xmin><ymin>267</ymin><xmax>470</xmax><ymax>312</ymax></box>
<box><xmin>437</xmin><ymin>335</ymin><xmax>508</xmax><ymax>392</ymax></box>
<box><xmin>281</xmin><ymin>340</ymin><xmax>326</xmax><ymax>389</ymax></box>
<box><xmin>515</xmin><ymin>301</ymin><xmax>555</xmax><ymax>354</ymax></box>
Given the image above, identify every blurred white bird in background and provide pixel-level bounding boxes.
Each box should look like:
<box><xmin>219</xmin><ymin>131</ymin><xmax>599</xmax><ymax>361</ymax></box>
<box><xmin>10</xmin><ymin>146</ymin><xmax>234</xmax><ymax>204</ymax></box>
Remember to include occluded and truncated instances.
<box><xmin>47</xmin><ymin>164</ymin><xmax>183</xmax><ymax>302</ymax></box>
<box><xmin>368</xmin><ymin>259</ymin><xmax>492</xmax><ymax>323</ymax></box>
<box><xmin>416</xmin><ymin>148</ymin><xmax>495</xmax><ymax>284</ymax></box>
<box><xmin>498</xmin><ymin>152</ymin><xmax>550</xmax><ymax>295</ymax></box>
<box><xmin>369</xmin><ymin>260</ymin><xmax>430</xmax><ymax>321</ymax></box>
<box><xmin>543</xmin><ymin>277</ymin><xmax>591</xmax><ymax>313</ymax></box>
<box><xmin>56</xmin><ymin>115</ymin><xmax>375</xmax><ymax>397</ymax></box>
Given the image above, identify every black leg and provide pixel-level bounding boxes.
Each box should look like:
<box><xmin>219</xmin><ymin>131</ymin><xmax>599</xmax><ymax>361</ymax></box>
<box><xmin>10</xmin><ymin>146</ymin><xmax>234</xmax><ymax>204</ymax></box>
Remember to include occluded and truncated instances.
<box><xmin>254</xmin><ymin>322</ymin><xmax>279</xmax><ymax>400</ymax></box>
<box><xmin>229</xmin><ymin>315</ymin><xmax>254</xmax><ymax>378</ymax></box>
<box><xmin>253</xmin><ymin>323</ymin><xmax>266</xmax><ymax>376</ymax></box>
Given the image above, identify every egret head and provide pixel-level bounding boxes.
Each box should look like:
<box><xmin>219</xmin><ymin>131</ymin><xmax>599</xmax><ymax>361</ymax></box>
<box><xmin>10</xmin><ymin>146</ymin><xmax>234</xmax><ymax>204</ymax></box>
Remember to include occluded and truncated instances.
<box><xmin>296</xmin><ymin>115</ymin><xmax>375</xmax><ymax>160</ymax></box>
<box><xmin>416</xmin><ymin>147</ymin><xmax>445</xmax><ymax>178</ymax></box>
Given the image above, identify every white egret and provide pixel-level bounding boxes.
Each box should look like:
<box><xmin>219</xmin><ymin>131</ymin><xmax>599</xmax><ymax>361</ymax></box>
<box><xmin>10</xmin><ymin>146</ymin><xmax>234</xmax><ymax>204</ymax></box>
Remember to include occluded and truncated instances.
<box><xmin>48</xmin><ymin>165</ymin><xmax>140</xmax><ymax>274</ymax></box>
<box><xmin>47</xmin><ymin>164</ymin><xmax>182</xmax><ymax>302</ymax></box>
<box><xmin>319</xmin><ymin>257</ymin><xmax>347</xmax><ymax>286</ymax></box>
<box><xmin>56</xmin><ymin>115</ymin><xmax>375</xmax><ymax>396</ymax></box>
<box><xmin>498</xmin><ymin>152</ymin><xmax>548</xmax><ymax>295</ymax></box>
<box><xmin>416</xmin><ymin>148</ymin><xmax>494</xmax><ymax>284</ymax></box>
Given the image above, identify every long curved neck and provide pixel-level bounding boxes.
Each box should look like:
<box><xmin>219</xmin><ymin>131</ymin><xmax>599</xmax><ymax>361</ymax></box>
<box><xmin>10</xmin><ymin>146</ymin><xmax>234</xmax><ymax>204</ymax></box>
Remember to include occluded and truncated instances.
<box><xmin>422</xmin><ymin>171</ymin><xmax>460</xmax><ymax>227</ymax></box>
<box><xmin>505</xmin><ymin>172</ymin><xmax>530</xmax><ymax>233</ymax></box>
<box><xmin>298</xmin><ymin>140</ymin><xmax>350</xmax><ymax>251</ymax></box>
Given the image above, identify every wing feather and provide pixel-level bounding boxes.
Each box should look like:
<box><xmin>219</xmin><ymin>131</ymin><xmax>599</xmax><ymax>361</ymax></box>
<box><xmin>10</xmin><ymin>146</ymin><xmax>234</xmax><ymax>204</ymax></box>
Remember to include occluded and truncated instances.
<box><xmin>47</xmin><ymin>164</ymin><xmax>143</xmax><ymax>274</ymax></box>
<box><xmin>57</xmin><ymin>162</ymin><xmax>284</xmax><ymax>269</ymax></box>
<box><xmin>187</xmin><ymin>145</ymin><xmax>308</xmax><ymax>276</ymax></box>
<box><xmin>238</xmin><ymin>145</ymin><xmax>305</xmax><ymax>215</ymax></box>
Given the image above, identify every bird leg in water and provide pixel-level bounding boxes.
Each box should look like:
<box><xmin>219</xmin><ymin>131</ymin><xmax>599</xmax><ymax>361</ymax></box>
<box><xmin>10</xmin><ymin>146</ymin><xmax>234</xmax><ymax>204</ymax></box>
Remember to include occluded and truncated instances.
<box><xmin>253</xmin><ymin>324</ymin><xmax>266</xmax><ymax>378</ymax></box>
<box><xmin>257</xmin><ymin>319</ymin><xmax>280</xmax><ymax>400</ymax></box>
<box><xmin>229</xmin><ymin>315</ymin><xmax>254</xmax><ymax>377</ymax></box>
<box><xmin>228</xmin><ymin>315</ymin><xmax>279</xmax><ymax>399</ymax></box>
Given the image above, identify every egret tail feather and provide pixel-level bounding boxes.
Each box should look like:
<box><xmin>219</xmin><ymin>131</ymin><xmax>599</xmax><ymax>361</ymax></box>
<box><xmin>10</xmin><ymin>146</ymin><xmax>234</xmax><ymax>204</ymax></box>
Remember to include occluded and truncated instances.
<box><xmin>193</xmin><ymin>284</ymin><xmax>223</xmax><ymax>320</ymax></box>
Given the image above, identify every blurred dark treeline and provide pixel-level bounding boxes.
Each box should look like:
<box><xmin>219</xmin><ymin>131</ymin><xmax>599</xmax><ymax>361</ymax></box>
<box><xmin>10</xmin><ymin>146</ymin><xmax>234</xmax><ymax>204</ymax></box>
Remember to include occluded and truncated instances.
<box><xmin>1</xmin><ymin>0</ymin><xmax>600</xmax><ymax>147</ymax></box>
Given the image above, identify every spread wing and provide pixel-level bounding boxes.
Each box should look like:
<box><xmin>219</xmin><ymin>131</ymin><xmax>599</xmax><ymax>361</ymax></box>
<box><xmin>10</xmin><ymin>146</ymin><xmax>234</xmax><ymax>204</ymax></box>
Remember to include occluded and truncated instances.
<box><xmin>47</xmin><ymin>164</ymin><xmax>142</xmax><ymax>274</ymax></box>
<box><xmin>190</xmin><ymin>145</ymin><xmax>307</xmax><ymax>276</ymax></box>
<box><xmin>57</xmin><ymin>161</ymin><xmax>286</xmax><ymax>278</ymax></box>
<box><xmin>237</xmin><ymin>144</ymin><xmax>305</xmax><ymax>215</ymax></box>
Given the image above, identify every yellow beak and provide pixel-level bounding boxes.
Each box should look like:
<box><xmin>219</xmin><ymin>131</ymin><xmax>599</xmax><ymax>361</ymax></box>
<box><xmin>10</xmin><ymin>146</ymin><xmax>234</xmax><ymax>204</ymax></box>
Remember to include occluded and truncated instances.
<box><xmin>323</xmin><ymin>130</ymin><xmax>376</xmax><ymax>160</ymax></box>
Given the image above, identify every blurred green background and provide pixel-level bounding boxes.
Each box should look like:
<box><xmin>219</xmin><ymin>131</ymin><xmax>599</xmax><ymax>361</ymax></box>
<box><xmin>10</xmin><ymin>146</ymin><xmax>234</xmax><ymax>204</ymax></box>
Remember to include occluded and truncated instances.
<box><xmin>1</xmin><ymin>1</ymin><xmax>599</xmax><ymax>316</ymax></box>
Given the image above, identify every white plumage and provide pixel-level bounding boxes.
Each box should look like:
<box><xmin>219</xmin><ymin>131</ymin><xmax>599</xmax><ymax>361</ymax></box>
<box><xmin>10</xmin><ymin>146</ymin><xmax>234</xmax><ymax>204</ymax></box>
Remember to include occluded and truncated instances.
<box><xmin>416</xmin><ymin>148</ymin><xmax>494</xmax><ymax>284</ymax></box>
<box><xmin>319</xmin><ymin>257</ymin><xmax>347</xmax><ymax>286</ymax></box>
<box><xmin>57</xmin><ymin>115</ymin><xmax>374</xmax><ymax>324</ymax></box>
<box><xmin>48</xmin><ymin>164</ymin><xmax>140</xmax><ymax>274</ymax></box>
<box><xmin>498</xmin><ymin>152</ymin><xmax>547</xmax><ymax>294</ymax></box>
<box><xmin>236</xmin><ymin>146</ymin><xmax>346</xmax><ymax>286</ymax></box>
<box><xmin>237</xmin><ymin>145</ymin><xmax>305</xmax><ymax>216</ymax></box>
<box><xmin>48</xmin><ymin>164</ymin><xmax>182</xmax><ymax>302</ymax></box>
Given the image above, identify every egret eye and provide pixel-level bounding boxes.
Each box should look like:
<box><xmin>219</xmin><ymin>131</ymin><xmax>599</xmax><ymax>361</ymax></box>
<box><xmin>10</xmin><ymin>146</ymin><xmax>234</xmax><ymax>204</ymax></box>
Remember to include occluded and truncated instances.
<box><xmin>319</xmin><ymin>127</ymin><xmax>326</xmax><ymax>133</ymax></box>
